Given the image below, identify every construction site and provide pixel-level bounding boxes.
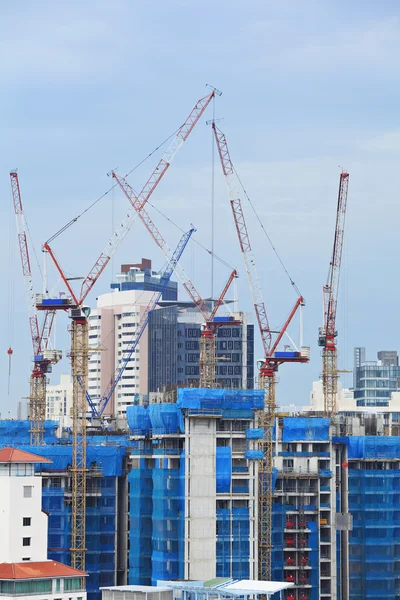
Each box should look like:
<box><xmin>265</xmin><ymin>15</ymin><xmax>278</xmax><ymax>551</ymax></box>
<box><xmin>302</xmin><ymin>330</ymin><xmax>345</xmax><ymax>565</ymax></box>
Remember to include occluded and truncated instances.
<box><xmin>4</xmin><ymin>86</ymin><xmax>400</xmax><ymax>600</ymax></box>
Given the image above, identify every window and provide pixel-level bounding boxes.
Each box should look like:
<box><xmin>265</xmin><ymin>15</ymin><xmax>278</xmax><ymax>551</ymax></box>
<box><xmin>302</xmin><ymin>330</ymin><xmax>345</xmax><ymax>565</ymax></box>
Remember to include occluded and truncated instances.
<box><xmin>22</xmin><ymin>538</ymin><xmax>31</xmax><ymax>546</ymax></box>
<box><xmin>23</xmin><ymin>517</ymin><xmax>31</xmax><ymax>527</ymax></box>
<box><xmin>55</xmin><ymin>579</ymin><xmax>61</xmax><ymax>592</ymax></box>
<box><xmin>22</xmin><ymin>557</ymin><xmax>30</xmax><ymax>561</ymax></box>
<box><xmin>64</xmin><ymin>577</ymin><xmax>82</xmax><ymax>591</ymax></box>
<box><xmin>23</xmin><ymin>486</ymin><xmax>32</xmax><ymax>498</ymax></box>
<box><xmin>15</xmin><ymin>580</ymin><xmax>52</xmax><ymax>594</ymax></box>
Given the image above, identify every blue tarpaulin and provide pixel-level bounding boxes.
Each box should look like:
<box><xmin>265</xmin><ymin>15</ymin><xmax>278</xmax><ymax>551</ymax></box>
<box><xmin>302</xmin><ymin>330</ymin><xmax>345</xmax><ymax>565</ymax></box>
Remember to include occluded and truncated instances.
<box><xmin>149</xmin><ymin>404</ymin><xmax>184</xmax><ymax>434</ymax></box>
<box><xmin>17</xmin><ymin>445</ymin><xmax>125</xmax><ymax>476</ymax></box>
<box><xmin>334</xmin><ymin>436</ymin><xmax>400</xmax><ymax>460</ymax></box>
<box><xmin>126</xmin><ymin>406</ymin><xmax>151</xmax><ymax>434</ymax></box>
<box><xmin>0</xmin><ymin>420</ymin><xmax>58</xmax><ymax>445</ymax></box>
<box><xmin>246</xmin><ymin>428</ymin><xmax>264</xmax><ymax>439</ymax></box>
<box><xmin>245</xmin><ymin>449</ymin><xmax>264</xmax><ymax>459</ymax></box>
<box><xmin>177</xmin><ymin>388</ymin><xmax>264</xmax><ymax>410</ymax></box>
<box><xmin>282</xmin><ymin>417</ymin><xmax>329</xmax><ymax>441</ymax></box>
<box><xmin>216</xmin><ymin>446</ymin><xmax>232</xmax><ymax>492</ymax></box>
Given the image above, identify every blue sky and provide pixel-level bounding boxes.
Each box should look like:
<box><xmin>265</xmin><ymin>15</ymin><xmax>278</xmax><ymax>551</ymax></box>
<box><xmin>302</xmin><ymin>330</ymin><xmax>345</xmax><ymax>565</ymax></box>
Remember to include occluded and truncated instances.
<box><xmin>2</xmin><ymin>0</ymin><xmax>400</xmax><ymax>415</ymax></box>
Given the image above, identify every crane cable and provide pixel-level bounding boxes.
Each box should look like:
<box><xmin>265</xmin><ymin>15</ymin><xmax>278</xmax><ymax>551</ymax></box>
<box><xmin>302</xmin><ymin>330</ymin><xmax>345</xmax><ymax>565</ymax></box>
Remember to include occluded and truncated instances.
<box><xmin>232</xmin><ymin>165</ymin><xmax>302</xmax><ymax>298</ymax></box>
<box><xmin>45</xmin><ymin>123</ymin><xmax>236</xmax><ymax>271</ymax></box>
<box><xmin>46</xmin><ymin>125</ymin><xmax>185</xmax><ymax>244</ymax></box>
<box><xmin>7</xmin><ymin>189</ymin><xmax>15</xmax><ymax>396</ymax></box>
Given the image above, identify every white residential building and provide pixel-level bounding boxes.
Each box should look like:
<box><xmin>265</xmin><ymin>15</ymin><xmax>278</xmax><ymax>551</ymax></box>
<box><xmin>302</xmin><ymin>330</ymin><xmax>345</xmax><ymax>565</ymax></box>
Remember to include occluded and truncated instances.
<box><xmin>88</xmin><ymin>290</ymin><xmax>153</xmax><ymax>419</ymax></box>
<box><xmin>0</xmin><ymin>447</ymin><xmax>86</xmax><ymax>600</ymax></box>
<box><xmin>46</xmin><ymin>374</ymin><xmax>73</xmax><ymax>427</ymax></box>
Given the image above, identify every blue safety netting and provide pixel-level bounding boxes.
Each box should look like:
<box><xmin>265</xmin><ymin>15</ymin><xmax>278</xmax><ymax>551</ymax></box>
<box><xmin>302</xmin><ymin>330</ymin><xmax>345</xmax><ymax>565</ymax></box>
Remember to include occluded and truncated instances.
<box><xmin>271</xmin><ymin>503</ymin><xmax>319</xmax><ymax>600</ymax></box>
<box><xmin>43</xmin><ymin>474</ymin><xmax>117</xmax><ymax>600</ymax></box>
<box><xmin>216</xmin><ymin>447</ymin><xmax>232</xmax><ymax>493</ymax></box>
<box><xmin>151</xmin><ymin>458</ymin><xmax>184</xmax><ymax>585</ymax></box>
<box><xmin>126</xmin><ymin>405</ymin><xmax>151</xmax><ymax>435</ymax></box>
<box><xmin>216</xmin><ymin>506</ymin><xmax>250</xmax><ymax>579</ymax></box>
<box><xmin>177</xmin><ymin>388</ymin><xmax>264</xmax><ymax>410</ymax></box>
<box><xmin>128</xmin><ymin>459</ymin><xmax>153</xmax><ymax>585</ymax></box>
<box><xmin>128</xmin><ymin>451</ymin><xmax>186</xmax><ymax>587</ymax></box>
<box><xmin>87</xmin><ymin>435</ymin><xmax>131</xmax><ymax>446</ymax></box>
<box><xmin>127</xmin><ymin>404</ymin><xmax>184</xmax><ymax>435</ymax></box>
<box><xmin>272</xmin><ymin>467</ymin><xmax>278</xmax><ymax>490</ymax></box>
<box><xmin>23</xmin><ymin>445</ymin><xmax>125</xmax><ymax>476</ymax></box>
<box><xmin>282</xmin><ymin>417</ymin><xmax>329</xmax><ymax>441</ymax></box>
<box><xmin>335</xmin><ymin>436</ymin><xmax>400</xmax><ymax>460</ymax></box>
<box><xmin>149</xmin><ymin>404</ymin><xmax>184</xmax><ymax>434</ymax></box>
<box><xmin>0</xmin><ymin>420</ymin><xmax>58</xmax><ymax>445</ymax></box>
<box><xmin>348</xmin><ymin>468</ymin><xmax>400</xmax><ymax>599</ymax></box>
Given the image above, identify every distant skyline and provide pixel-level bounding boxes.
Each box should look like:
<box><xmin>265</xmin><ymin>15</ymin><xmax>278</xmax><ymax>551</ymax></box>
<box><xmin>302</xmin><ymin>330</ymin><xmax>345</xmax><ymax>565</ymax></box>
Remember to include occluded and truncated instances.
<box><xmin>2</xmin><ymin>1</ymin><xmax>400</xmax><ymax>414</ymax></box>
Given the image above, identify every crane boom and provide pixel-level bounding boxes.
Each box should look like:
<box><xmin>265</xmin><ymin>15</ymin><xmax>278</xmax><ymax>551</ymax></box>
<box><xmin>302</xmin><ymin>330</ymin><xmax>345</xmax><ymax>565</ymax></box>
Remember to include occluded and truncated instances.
<box><xmin>10</xmin><ymin>171</ymin><xmax>41</xmax><ymax>354</ymax></box>
<box><xmin>10</xmin><ymin>171</ymin><xmax>60</xmax><ymax>446</ymax></box>
<box><xmin>212</xmin><ymin>124</ymin><xmax>272</xmax><ymax>356</ymax></box>
<box><xmin>74</xmin><ymin>91</ymin><xmax>213</xmax><ymax>303</ymax></box>
<box><xmin>324</xmin><ymin>171</ymin><xmax>349</xmax><ymax>342</ymax></box>
<box><xmin>112</xmin><ymin>172</ymin><xmax>210</xmax><ymax>320</ymax></box>
<box><xmin>319</xmin><ymin>171</ymin><xmax>349</xmax><ymax>416</ymax></box>
<box><xmin>134</xmin><ymin>91</ymin><xmax>214</xmax><ymax>211</ymax></box>
<box><xmin>113</xmin><ymin>171</ymin><xmax>239</xmax><ymax>388</ymax></box>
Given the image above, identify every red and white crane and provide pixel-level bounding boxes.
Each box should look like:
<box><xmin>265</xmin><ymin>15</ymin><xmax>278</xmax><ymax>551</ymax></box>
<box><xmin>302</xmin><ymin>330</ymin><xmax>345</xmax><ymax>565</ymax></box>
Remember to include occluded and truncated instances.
<box><xmin>318</xmin><ymin>171</ymin><xmax>349</xmax><ymax>416</ymax></box>
<box><xmin>212</xmin><ymin>123</ymin><xmax>309</xmax><ymax>581</ymax></box>
<box><xmin>38</xmin><ymin>88</ymin><xmax>216</xmax><ymax>571</ymax></box>
<box><xmin>9</xmin><ymin>171</ymin><xmax>61</xmax><ymax>445</ymax></box>
<box><xmin>112</xmin><ymin>171</ymin><xmax>239</xmax><ymax>387</ymax></box>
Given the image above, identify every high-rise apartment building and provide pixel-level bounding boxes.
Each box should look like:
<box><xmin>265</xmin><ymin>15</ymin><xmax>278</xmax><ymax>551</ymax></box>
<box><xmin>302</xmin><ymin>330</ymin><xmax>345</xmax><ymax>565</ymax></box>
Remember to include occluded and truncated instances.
<box><xmin>149</xmin><ymin>303</ymin><xmax>254</xmax><ymax>392</ymax></box>
<box><xmin>45</xmin><ymin>374</ymin><xmax>73</xmax><ymax>426</ymax></box>
<box><xmin>127</xmin><ymin>388</ymin><xmax>264</xmax><ymax>584</ymax></box>
<box><xmin>353</xmin><ymin>347</ymin><xmax>400</xmax><ymax>407</ymax></box>
<box><xmin>87</xmin><ymin>263</ymin><xmax>254</xmax><ymax>419</ymax></box>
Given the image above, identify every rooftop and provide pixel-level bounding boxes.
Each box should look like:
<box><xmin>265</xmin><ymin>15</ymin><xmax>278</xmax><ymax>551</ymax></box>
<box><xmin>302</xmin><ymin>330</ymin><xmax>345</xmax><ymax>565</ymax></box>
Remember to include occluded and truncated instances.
<box><xmin>0</xmin><ymin>561</ymin><xmax>86</xmax><ymax>580</ymax></box>
<box><xmin>163</xmin><ymin>579</ymin><xmax>294</xmax><ymax>599</ymax></box>
<box><xmin>0</xmin><ymin>448</ymin><xmax>52</xmax><ymax>464</ymax></box>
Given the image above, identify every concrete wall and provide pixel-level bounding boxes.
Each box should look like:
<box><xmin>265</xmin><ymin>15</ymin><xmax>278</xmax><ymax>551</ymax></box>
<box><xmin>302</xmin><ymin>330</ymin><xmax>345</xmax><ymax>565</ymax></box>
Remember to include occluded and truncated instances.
<box><xmin>185</xmin><ymin>416</ymin><xmax>217</xmax><ymax>580</ymax></box>
<box><xmin>0</xmin><ymin>465</ymin><xmax>47</xmax><ymax>563</ymax></box>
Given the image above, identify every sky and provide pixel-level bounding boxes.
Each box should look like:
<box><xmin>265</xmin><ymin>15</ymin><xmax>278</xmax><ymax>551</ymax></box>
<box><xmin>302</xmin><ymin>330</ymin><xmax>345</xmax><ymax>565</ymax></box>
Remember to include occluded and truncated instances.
<box><xmin>2</xmin><ymin>0</ymin><xmax>400</xmax><ymax>415</ymax></box>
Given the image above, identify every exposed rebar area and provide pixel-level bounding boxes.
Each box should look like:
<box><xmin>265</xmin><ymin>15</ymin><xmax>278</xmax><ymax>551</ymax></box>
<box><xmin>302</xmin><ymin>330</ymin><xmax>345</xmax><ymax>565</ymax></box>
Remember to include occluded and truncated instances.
<box><xmin>71</xmin><ymin>317</ymin><xmax>88</xmax><ymax>573</ymax></box>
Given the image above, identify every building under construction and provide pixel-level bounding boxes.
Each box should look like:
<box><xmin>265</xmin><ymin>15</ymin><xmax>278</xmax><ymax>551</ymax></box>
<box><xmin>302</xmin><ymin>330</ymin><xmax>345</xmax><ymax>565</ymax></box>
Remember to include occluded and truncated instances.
<box><xmin>3</xmin><ymin>400</ymin><xmax>400</xmax><ymax>600</ymax></box>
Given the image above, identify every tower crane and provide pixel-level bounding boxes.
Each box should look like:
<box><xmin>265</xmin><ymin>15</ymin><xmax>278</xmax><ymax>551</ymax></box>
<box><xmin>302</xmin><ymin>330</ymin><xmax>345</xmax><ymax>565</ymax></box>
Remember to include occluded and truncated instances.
<box><xmin>87</xmin><ymin>226</ymin><xmax>195</xmax><ymax>418</ymax></box>
<box><xmin>9</xmin><ymin>171</ymin><xmax>61</xmax><ymax>445</ymax></box>
<box><xmin>112</xmin><ymin>171</ymin><xmax>239</xmax><ymax>388</ymax></box>
<box><xmin>318</xmin><ymin>171</ymin><xmax>349</xmax><ymax>416</ymax></box>
<box><xmin>36</xmin><ymin>88</ymin><xmax>215</xmax><ymax>571</ymax></box>
<box><xmin>212</xmin><ymin>123</ymin><xmax>309</xmax><ymax>580</ymax></box>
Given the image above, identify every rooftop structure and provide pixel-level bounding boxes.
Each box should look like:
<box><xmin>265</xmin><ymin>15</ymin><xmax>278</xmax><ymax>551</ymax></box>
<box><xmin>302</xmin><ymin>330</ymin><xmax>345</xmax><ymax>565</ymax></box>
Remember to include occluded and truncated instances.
<box><xmin>101</xmin><ymin>580</ymin><xmax>294</xmax><ymax>600</ymax></box>
<box><xmin>111</xmin><ymin>260</ymin><xmax>178</xmax><ymax>301</ymax></box>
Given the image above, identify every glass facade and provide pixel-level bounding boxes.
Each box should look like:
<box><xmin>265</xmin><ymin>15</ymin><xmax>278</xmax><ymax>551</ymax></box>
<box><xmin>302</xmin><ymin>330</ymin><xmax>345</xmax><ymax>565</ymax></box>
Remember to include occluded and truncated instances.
<box><xmin>148</xmin><ymin>305</ymin><xmax>254</xmax><ymax>392</ymax></box>
<box><xmin>148</xmin><ymin>305</ymin><xmax>178</xmax><ymax>392</ymax></box>
<box><xmin>353</xmin><ymin>347</ymin><xmax>400</xmax><ymax>407</ymax></box>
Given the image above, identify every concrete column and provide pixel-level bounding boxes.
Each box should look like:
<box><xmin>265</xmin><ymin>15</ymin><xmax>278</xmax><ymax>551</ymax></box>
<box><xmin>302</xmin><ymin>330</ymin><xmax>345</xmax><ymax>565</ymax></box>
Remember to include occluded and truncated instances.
<box><xmin>185</xmin><ymin>416</ymin><xmax>217</xmax><ymax>580</ymax></box>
